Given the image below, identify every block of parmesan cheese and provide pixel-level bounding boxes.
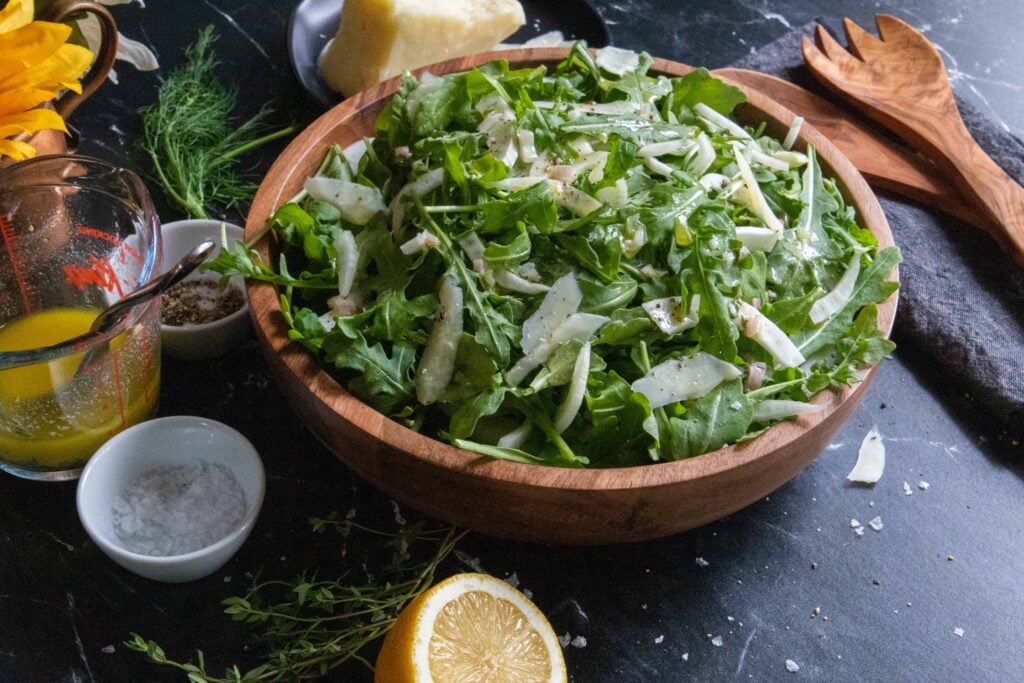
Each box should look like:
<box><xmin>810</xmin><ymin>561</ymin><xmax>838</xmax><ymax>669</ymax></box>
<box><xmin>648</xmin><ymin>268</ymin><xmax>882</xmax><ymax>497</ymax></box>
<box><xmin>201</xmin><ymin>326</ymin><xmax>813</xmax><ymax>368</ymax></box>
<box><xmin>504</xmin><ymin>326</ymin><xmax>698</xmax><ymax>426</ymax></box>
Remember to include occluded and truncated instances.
<box><xmin>319</xmin><ymin>0</ymin><xmax>526</xmax><ymax>96</ymax></box>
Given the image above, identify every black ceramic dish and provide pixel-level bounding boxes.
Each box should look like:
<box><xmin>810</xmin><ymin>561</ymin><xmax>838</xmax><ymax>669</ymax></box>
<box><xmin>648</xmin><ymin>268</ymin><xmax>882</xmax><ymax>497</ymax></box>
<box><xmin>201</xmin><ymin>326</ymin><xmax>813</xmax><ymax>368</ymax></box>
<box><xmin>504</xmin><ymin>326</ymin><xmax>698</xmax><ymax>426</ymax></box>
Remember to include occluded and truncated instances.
<box><xmin>288</xmin><ymin>0</ymin><xmax>611</xmax><ymax>108</ymax></box>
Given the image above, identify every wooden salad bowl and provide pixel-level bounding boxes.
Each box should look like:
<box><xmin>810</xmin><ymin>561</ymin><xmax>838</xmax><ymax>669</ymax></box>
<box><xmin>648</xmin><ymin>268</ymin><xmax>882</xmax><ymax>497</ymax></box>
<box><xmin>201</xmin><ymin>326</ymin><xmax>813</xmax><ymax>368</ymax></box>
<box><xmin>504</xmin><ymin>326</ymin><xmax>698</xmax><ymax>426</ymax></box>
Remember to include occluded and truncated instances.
<box><xmin>245</xmin><ymin>48</ymin><xmax>897</xmax><ymax>544</ymax></box>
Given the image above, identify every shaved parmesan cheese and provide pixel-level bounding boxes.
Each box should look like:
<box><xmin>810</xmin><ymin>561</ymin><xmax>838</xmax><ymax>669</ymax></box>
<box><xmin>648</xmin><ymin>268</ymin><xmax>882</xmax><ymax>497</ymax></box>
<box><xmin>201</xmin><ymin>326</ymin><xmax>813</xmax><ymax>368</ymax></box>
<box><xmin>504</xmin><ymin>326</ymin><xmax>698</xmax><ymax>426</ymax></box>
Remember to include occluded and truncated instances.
<box><xmin>497</xmin><ymin>418</ymin><xmax>533</xmax><ymax>449</ymax></box>
<box><xmin>735</xmin><ymin>301</ymin><xmax>805</xmax><ymax>368</ymax></box>
<box><xmin>747</xmin><ymin>142</ymin><xmax>791</xmax><ymax>172</ymax></box>
<box><xmin>690</xmin><ymin>132</ymin><xmax>716</xmax><ymax>176</ymax></box>
<box><xmin>735</xmin><ymin>226</ymin><xmax>780</xmax><ymax>253</ymax></box>
<box><xmin>570</xmin><ymin>101</ymin><xmax>645</xmax><ymax>116</ymax></box>
<box><xmin>305</xmin><ymin>177</ymin><xmax>385</xmax><ymax>225</ymax></box>
<box><xmin>416</xmin><ymin>276</ymin><xmax>463</xmax><ymax>405</ymax></box>
<box><xmin>695</xmin><ymin>103</ymin><xmax>750</xmax><ymax>139</ymax></box>
<box><xmin>809</xmin><ymin>253</ymin><xmax>861</xmax><ymax>324</ymax></box>
<box><xmin>640</xmin><ymin>139</ymin><xmax>690</xmax><ymax>157</ymax></box>
<box><xmin>548</xmin><ymin>180</ymin><xmax>602</xmax><ymax>216</ymax></box>
<box><xmin>783</xmin><ymin>116</ymin><xmax>804</xmax><ymax>150</ymax></box>
<box><xmin>521</xmin><ymin>272</ymin><xmax>581</xmax><ymax>354</ymax></box>
<box><xmin>399</xmin><ymin>230</ymin><xmax>439</xmax><ymax>255</ymax></box>
<box><xmin>631</xmin><ymin>352</ymin><xmax>741</xmax><ymax>409</ymax></box>
<box><xmin>389</xmin><ymin>167</ymin><xmax>444</xmax><ymax>231</ymax></box>
<box><xmin>334</xmin><ymin>230</ymin><xmax>358</xmax><ymax>297</ymax></box>
<box><xmin>595</xmin><ymin>45</ymin><xmax>641</xmax><ymax>75</ymax></box>
<box><xmin>494</xmin><ymin>176</ymin><xmax>546</xmax><ymax>192</ymax></box>
<box><xmin>642</xmin><ymin>295</ymin><xmax>700</xmax><ymax>334</ymax></box>
<box><xmin>457</xmin><ymin>231</ymin><xmax>486</xmax><ymax>262</ymax></box>
<box><xmin>518</xmin><ymin>129</ymin><xmax>538</xmax><ymax>163</ymax></box>
<box><xmin>751</xmin><ymin>399</ymin><xmax>825</xmax><ymax>422</ymax></box>
<box><xmin>493</xmin><ymin>269</ymin><xmax>550</xmax><ymax>294</ymax></box>
<box><xmin>554</xmin><ymin>342</ymin><xmax>591</xmax><ymax>432</ymax></box>
<box><xmin>507</xmin><ymin>313</ymin><xmax>608</xmax><ymax>386</ymax></box>
<box><xmin>698</xmin><ymin>172</ymin><xmax>731</xmax><ymax>192</ymax></box>
<box><xmin>644</xmin><ymin>155</ymin><xmax>675</xmax><ymax>177</ymax></box>
<box><xmin>847</xmin><ymin>427</ymin><xmax>885</xmax><ymax>484</ymax></box>
<box><xmin>774</xmin><ymin>150</ymin><xmax>808</xmax><ymax>168</ymax></box>
<box><xmin>596</xmin><ymin>178</ymin><xmax>629</xmax><ymax>208</ymax></box>
<box><xmin>732</xmin><ymin>144</ymin><xmax>783</xmax><ymax>234</ymax></box>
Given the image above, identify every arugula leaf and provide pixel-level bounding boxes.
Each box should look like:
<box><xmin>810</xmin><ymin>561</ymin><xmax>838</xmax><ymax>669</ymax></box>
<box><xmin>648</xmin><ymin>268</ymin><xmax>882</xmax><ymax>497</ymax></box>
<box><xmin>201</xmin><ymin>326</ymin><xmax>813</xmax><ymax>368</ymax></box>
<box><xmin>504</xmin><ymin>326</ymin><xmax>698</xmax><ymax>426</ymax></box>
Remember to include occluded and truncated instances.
<box><xmin>671</xmin><ymin>68</ymin><xmax>747</xmax><ymax>115</ymax></box>
<box><xmin>324</xmin><ymin>333</ymin><xmax>416</xmax><ymax>414</ymax></box>
<box><xmin>795</xmin><ymin>246</ymin><xmax>900</xmax><ymax>356</ymax></box>
<box><xmin>690</xmin><ymin>237</ymin><xmax>738</xmax><ymax>361</ymax></box>
<box><xmin>658</xmin><ymin>379</ymin><xmax>752</xmax><ymax>459</ymax></box>
<box><xmin>449</xmin><ymin>388</ymin><xmax>507</xmax><ymax>440</ymax></box>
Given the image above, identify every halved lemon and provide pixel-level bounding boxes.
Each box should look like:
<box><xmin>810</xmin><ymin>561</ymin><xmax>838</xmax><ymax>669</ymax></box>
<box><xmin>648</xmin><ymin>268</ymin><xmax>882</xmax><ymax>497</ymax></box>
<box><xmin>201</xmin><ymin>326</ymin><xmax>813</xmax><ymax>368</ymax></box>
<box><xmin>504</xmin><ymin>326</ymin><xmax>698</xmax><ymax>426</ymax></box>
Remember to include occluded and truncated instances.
<box><xmin>375</xmin><ymin>572</ymin><xmax>567</xmax><ymax>683</ymax></box>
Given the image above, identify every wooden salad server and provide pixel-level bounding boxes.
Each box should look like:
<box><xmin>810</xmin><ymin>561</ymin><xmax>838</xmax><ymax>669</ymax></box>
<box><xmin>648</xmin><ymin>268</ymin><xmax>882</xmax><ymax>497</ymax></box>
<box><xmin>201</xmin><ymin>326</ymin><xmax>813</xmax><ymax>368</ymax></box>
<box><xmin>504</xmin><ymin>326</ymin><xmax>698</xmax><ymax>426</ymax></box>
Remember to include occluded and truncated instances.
<box><xmin>802</xmin><ymin>15</ymin><xmax>1024</xmax><ymax>265</ymax></box>
<box><xmin>715</xmin><ymin>68</ymin><xmax>995</xmax><ymax>233</ymax></box>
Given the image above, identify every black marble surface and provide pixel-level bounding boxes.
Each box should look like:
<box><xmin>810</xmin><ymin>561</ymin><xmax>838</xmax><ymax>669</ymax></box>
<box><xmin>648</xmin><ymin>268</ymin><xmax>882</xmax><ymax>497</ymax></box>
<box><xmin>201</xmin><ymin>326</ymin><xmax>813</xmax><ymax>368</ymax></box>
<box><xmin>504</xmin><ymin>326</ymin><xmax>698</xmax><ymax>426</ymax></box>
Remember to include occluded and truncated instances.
<box><xmin>3</xmin><ymin>1</ymin><xmax>1024</xmax><ymax>681</ymax></box>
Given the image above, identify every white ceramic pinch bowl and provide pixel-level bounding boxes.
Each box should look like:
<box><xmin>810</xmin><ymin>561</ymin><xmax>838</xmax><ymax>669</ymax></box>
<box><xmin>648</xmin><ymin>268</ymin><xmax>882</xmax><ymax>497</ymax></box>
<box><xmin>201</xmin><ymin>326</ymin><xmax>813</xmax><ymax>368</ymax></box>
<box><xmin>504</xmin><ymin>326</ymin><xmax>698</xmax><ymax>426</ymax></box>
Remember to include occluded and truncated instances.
<box><xmin>160</xmin><ymin>219</ymin><xmax>250</xmax><ymax>360</ymax></box>
<box><xmin>76</xmin><ymin>416</ymin><xmax>265</xmax><ymax>583</ymax></box>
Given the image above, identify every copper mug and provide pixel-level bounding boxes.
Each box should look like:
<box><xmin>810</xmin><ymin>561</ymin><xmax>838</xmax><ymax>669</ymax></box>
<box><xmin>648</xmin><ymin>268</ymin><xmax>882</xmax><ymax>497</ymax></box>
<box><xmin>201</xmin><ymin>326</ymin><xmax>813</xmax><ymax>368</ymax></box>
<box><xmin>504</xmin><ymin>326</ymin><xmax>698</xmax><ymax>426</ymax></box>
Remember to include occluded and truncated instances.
<box><xmin>4</xmin><ymin>0</ymin><xmax>119</xmax><ymax>163</ymax></box>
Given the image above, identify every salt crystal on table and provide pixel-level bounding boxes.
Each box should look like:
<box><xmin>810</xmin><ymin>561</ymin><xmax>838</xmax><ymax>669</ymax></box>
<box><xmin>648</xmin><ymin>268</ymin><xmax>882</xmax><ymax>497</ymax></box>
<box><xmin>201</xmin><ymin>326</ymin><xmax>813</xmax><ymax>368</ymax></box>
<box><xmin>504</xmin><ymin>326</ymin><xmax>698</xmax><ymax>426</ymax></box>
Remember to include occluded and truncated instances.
<box><xmin>696</xmin><ymin>557</ymin><xmax>710</xmax><ymax>567</ymax></box>
<box><xmin>919</xmin><ymin>481</ymin><xmax>930</xmax><ymax>490</ymax></box>
<box><xmin>711</xmin><ymin>635</ymin><xmax>724</xmax><ymax>647</ymax></box>
<box><xmin>101</xmin><ymin>645</ymin><xmax>115</xmax><ymax>654</ymax></box>
<box><xmin>850</xmin><ymin>518</ymin><xmax>861</xmax><ymax>528</ymax></box>
<box><xmin>682</xmin><ymin>652</ymin><xmax>689</xmax><ymax>661</ymax></box>
<box><xmin>954</xmin><ymin>627</ymin><xmax>964</xmax><ymax>637</ymax></box>
<box><xmin>655</xmin><ymin>635</ymin><xmax>664</xmax><ymax>644</ymax></box>
<box><xmin>786</xmin><ymin>659</ymin><xmax>800</xmax><ymax>672</ymax></box>
<box><xmin>903</xmin><ymin>482</ymin><xmax>914</xmax><ymax>495</ymax></box>
<box><xmin>571</xmin><ymin>635</ymin><xmax>587</xmax><ymax>648</ymax></box>
<box><xmin>558</xmin><ymin>633</ymin><xmax>571</xmax><ymax>648</ymax></box>
<box><xmin>868</xmin><ymin>516</ymin><xmax>884</xmax><ymax>531</ymax></box>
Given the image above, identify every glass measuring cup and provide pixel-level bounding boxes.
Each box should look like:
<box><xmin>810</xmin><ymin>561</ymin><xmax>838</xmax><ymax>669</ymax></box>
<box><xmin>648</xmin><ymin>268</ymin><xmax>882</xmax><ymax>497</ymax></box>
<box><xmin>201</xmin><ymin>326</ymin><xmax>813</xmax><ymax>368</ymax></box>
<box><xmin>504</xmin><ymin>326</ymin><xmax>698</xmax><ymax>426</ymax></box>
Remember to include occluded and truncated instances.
<box><xmin>0</xmin><ymin>156</ymin><xmax>163</xmax><ymax>481</ymax></box>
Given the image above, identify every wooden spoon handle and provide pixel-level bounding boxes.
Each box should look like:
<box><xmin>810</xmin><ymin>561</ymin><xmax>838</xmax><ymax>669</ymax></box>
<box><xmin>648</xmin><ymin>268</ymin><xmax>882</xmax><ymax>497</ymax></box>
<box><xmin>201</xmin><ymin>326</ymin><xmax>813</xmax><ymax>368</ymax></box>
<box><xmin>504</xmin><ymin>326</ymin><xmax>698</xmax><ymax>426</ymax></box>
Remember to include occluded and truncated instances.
<box><xmin>932</xmin><ymin>122</ymin><xmax>1024</xmax><ymax>266</ymax></box>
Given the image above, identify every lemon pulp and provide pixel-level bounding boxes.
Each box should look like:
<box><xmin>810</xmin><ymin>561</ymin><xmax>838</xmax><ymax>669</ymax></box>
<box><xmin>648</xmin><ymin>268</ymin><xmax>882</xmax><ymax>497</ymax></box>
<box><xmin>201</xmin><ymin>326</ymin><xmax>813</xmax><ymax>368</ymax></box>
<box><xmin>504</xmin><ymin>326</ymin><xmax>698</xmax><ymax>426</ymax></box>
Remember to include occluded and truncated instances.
<box><xmin>0</xmin><ymin>308</ymin><xmax>160</xmax><ymax>470</ymax></box>
<box><xmin>429</xmin><ymin>590</ymin><xmax>553</xmax><ymax>682</ymax></box>
<box><xmin>375</xmin><ymin>572</ymin><xmax>566</xmax><ymax>683</ymax></box>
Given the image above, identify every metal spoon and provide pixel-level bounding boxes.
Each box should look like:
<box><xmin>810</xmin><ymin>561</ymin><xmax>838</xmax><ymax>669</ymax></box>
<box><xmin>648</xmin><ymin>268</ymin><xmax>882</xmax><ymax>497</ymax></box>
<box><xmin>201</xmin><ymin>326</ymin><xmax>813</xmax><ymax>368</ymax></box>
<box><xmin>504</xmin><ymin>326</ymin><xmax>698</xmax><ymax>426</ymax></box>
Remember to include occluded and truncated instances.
<box><xmin>76</xmin><ymin>239</ymin><xmax>217</xmax><ymax>372</ymax></box>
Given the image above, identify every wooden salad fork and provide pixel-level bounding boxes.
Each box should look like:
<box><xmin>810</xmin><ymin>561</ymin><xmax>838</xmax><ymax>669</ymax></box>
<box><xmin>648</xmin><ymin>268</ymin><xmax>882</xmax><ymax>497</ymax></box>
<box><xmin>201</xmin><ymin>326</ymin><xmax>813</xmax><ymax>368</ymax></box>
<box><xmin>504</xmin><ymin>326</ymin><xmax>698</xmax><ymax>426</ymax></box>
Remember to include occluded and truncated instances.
<box><xmin>803</xmin><ymin>15</ymin><xmax>1024</xmax><ymax>266</ymax></box>
<box><xmin>714</xmin><ymin>68</ymin><xmax>995</xmax><ymax>234</ymax></box>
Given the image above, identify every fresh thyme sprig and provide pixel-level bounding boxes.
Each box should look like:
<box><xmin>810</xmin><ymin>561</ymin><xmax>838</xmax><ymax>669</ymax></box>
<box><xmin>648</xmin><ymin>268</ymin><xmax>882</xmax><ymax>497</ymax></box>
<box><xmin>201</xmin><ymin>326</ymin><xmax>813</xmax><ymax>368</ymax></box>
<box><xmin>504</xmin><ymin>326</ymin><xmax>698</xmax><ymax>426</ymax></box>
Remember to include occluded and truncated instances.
<box><xmin>126</xmin><ymin>515</ymin><xmax>466</xmax><ymax>682</ymax></box>
<box><xmin>139</xmin><ymin>26</ymin><xmax>295</xmax><ymax>219</ymax></box>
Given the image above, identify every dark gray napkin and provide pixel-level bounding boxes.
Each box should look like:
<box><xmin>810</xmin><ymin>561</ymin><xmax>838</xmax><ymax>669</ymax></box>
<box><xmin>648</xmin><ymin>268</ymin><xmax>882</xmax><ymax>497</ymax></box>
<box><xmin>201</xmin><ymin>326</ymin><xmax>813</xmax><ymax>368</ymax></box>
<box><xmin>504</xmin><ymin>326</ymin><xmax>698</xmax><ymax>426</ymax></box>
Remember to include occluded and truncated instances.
<box><xmin>733</xmin><ymin>25</ymin><xmax>1024</xmax><ymax>424</ymax></box>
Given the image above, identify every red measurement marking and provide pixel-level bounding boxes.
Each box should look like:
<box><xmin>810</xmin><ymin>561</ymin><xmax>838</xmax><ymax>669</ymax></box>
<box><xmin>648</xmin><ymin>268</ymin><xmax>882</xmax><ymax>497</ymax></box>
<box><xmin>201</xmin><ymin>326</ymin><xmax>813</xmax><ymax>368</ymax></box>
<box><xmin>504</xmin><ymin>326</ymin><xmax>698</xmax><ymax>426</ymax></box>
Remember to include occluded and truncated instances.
<box><xmin>75</xmin><ymin>226</ymin><xmax>142</xmax><ymax>266</ymax></box>
<box><xmin>0</xmin><ymin>212</ymin><xmax>33</xmax><ymax>313</ymax></box>
<box><xmin>63</xmin><ymin>255</ymin><xmax>124</xmax><ymax>297</ymax></box>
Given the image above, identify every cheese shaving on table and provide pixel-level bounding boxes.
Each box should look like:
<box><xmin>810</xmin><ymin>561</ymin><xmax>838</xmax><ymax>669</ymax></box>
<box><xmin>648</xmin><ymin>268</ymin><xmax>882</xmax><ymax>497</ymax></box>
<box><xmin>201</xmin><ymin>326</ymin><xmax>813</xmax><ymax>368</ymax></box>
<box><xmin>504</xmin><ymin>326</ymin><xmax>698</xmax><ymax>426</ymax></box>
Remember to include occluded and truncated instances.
<box><xmin>847</xmin><ymin>427</ymin><xmax>885</xmax><ymax>483</ymax></box>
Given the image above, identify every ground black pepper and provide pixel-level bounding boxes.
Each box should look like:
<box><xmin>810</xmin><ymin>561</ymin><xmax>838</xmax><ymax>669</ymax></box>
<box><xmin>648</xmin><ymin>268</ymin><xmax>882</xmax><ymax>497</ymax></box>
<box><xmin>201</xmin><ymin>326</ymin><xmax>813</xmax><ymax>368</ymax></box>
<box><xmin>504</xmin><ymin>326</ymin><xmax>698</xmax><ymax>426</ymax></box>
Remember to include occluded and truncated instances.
<box><xmin>162</xmin><ymin>279</ymin><xmax>245</xmax><ymax>326</ymax></box>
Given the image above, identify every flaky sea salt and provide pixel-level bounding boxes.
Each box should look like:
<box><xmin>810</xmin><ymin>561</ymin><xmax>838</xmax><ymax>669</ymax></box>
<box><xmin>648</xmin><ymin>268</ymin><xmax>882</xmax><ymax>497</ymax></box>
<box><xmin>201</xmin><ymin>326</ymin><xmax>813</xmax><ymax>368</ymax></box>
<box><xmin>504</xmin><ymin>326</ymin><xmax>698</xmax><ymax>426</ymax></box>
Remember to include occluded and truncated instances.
<box><xmin>918</xmin><ymin>481</ymin><xmax>930</xmax><ymax>490</ymax></box>
<box><xmin>711</xmin><ymin>635</ymin><xmax>724</xmax><ymax>647</ymax></box>
<box><xmin>571</xmin><ymin>635</ymin><xmax>588</xmax><ymax>648</ymax></box>
<box><xmin>903</xmin><ymin>482</ymin><xmax>913</xmax><ymax>496</ymax></box>
<box><xmin>868</xmin><ymin>516</ymin><xmax>884</xmax><ymax>532</ymax></box>
<box><xmin>954</xmin><ymin>627</ymin><xmax>964</xmax><ymax>637</ymax></box>
<box><xmin>786</xmin><ymin>659</ymin><xmax>800</xmax><ymax>672</ymax></box>
<box><xmin>655</xmin><ymin>635</ymin><xmax>665</xmax><ymax>644</ymax></box>
<box><xmin>696</xmin><ymin>557</ymin><xmax>710</xmax><ymax>567</ymax></box>
<box><xmin>111</xmin><ymin>461</ymin><xmax>246</xmax><ymax>557</ymax></box>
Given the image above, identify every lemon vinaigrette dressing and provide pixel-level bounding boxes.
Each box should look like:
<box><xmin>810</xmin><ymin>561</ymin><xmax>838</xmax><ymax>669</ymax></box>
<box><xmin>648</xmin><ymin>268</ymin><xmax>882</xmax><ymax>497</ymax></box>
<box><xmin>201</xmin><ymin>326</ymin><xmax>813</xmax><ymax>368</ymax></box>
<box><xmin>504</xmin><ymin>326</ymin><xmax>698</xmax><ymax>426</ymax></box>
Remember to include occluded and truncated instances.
<box><xmin>0</xmin><ymin>308</ymin><xmax>160</xmax><ymax>470</ymax></box>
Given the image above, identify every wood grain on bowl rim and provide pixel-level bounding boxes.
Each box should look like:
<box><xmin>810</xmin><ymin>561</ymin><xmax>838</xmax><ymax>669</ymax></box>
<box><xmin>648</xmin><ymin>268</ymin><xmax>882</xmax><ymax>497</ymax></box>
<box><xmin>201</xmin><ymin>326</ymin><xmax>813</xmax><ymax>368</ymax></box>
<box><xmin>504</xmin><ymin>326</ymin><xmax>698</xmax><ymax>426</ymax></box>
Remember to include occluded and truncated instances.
<box><xmin>245</xmin><ymin>48</ymin><xmax>898</xmax><ymax>544</ymax></box>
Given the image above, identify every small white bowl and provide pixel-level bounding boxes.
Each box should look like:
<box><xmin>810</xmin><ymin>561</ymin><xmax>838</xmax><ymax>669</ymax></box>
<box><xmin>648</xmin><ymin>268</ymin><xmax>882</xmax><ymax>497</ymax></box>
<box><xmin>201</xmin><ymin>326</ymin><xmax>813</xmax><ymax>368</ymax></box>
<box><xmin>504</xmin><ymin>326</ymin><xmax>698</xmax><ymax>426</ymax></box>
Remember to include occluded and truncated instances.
<box><xmin>77</xmin><ymin>416</ymin><xmax>265</xmax><ymax>583</ymax></box>
<box><xmin>160</xmin><ymin>219</ymin><xmax>250</xmax><ymax>360</ymax></box>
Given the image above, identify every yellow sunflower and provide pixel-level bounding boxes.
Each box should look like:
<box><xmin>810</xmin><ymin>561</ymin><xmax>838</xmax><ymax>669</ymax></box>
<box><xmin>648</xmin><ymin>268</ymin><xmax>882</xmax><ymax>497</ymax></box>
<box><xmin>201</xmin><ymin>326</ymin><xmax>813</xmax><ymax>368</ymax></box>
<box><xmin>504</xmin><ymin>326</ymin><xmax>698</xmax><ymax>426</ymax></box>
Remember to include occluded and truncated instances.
<box><xmin>0</xmin><ymin>0</ymin><xmax>93</xmax><ymax>161</ymax></box>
